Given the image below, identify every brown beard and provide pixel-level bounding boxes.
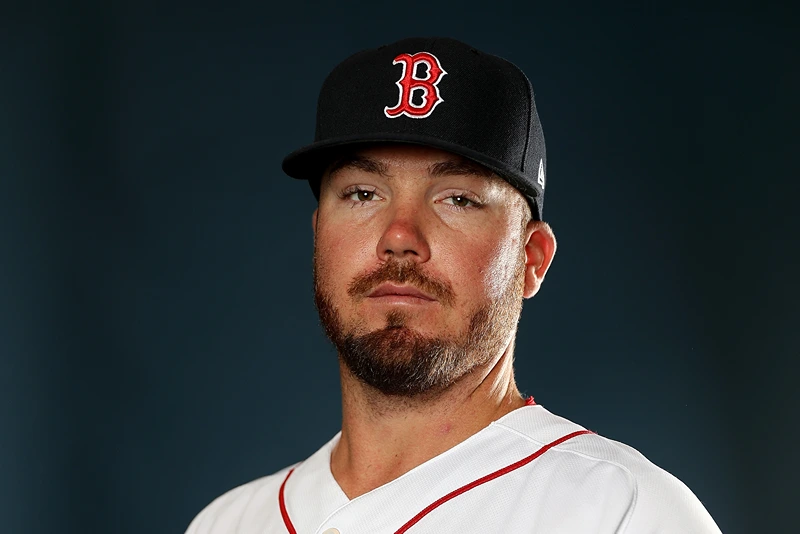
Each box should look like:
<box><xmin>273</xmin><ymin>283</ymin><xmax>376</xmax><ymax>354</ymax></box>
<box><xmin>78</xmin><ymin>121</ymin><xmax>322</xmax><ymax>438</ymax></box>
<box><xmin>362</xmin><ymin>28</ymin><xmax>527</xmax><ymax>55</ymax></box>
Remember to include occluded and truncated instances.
<box><xmin>313</xmin><ymin>256</ymin><xmax>525</xmax><ymax>397</ymax></box>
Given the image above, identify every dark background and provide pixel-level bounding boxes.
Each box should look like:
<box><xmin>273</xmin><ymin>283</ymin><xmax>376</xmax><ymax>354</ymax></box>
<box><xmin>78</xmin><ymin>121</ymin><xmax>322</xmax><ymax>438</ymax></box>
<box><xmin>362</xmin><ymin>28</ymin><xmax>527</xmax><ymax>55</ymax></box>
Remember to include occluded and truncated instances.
<box><xmin>2</xmin><ymin>3</ymin><xmax>797</xmax><ymax>533</ymax></box>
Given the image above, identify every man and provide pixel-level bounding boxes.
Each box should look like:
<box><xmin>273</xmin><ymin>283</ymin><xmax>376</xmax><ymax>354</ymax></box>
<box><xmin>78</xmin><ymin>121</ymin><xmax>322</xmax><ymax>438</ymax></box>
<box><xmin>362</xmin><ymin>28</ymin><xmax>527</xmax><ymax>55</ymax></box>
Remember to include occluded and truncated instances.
<box><xmin>186</xmin><ymin>37</ymin><xmax>721</xmax><ymax>533</ymax></box>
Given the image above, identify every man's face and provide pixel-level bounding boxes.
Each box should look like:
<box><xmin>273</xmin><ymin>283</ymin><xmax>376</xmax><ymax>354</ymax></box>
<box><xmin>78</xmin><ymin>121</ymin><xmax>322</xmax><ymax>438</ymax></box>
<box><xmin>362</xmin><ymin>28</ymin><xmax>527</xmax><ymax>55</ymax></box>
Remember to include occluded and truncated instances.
<box><xmin>312</xmin><ymin>144</ymin><xmax>532</xmax><ymax>397</ymax></box>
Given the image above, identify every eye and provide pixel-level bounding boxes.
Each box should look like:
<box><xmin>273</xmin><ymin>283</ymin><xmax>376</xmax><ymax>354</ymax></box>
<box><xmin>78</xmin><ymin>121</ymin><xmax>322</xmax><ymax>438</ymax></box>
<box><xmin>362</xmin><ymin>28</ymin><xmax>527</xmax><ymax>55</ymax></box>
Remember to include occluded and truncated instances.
<box><xmin>341</xmin><ymin>187</ymin><xmax>382</xmax><ymax>203</ymax></box>
<box><xmin>352</xmin><ymin>190</ymin><xmax>376</xmax><ymax>202</ymax></box>
<box><xmin>449</xmin><ymin>195</ymin><xmax>472</xmax><ymax>207</ymax></box>
<box><xmin>442</xmin><ymin>194</ymin><xmax>480</xmax><ymax>209</ymax></box>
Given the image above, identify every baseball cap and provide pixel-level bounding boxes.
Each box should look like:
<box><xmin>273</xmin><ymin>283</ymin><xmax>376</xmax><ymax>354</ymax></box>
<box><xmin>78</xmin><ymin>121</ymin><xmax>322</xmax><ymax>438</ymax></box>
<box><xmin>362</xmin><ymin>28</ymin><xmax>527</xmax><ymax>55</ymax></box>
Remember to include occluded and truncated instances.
<box><xmin>282</xmin><ymin>37</ymin><xmax>547</xmax><ymax>220</ymax></box>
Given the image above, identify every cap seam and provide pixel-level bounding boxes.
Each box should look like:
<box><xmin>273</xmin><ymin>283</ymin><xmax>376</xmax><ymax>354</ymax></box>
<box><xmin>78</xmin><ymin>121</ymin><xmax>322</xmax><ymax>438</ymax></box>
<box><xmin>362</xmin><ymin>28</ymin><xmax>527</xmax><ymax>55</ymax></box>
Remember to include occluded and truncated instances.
<box><xmin>520</xmin><ymin>70</ymin><xmax>534</xmax><ymax>174</ymax></box>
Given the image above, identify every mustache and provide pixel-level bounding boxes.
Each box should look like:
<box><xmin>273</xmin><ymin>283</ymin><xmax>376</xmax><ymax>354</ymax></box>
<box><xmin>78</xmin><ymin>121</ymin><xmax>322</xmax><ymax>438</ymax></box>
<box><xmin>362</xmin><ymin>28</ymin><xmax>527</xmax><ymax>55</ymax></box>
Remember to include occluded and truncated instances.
<box><xmin>347</xmin><ymin>261</ymin><xmax>456</xmax><ymax>307</ymax></box>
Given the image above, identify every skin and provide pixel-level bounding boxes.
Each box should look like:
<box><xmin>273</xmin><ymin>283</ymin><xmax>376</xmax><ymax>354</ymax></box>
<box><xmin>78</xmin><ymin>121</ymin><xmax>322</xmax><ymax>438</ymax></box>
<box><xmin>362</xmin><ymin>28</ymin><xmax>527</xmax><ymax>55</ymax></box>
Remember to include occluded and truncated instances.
<box><xmin>312</xmin><ymin>144</ymin><xmax>557</xmax><ymax>499</ymax></box>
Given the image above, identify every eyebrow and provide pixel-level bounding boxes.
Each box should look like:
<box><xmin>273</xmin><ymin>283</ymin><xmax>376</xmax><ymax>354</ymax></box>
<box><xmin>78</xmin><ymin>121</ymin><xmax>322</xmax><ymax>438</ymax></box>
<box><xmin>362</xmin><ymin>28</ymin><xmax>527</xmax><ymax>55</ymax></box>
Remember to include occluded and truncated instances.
<box><xmin>428</xmin><ymin>159</ymin><xmax>494</xmax><ymax>179</ymax></box>
<box><xmin>328</xmin><ymin>155</ymin><xmax>390</xmax><ymax>178</ymax></box>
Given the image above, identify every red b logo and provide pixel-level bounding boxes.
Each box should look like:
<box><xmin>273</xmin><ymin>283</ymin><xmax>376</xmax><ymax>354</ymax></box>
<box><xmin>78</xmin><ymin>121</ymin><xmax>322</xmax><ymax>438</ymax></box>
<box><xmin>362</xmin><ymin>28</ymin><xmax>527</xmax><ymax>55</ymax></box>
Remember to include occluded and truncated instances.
<box><xmin>384</xmin><ymin>52</ymin><xmax>447</xmax><ymax>119</ymax></box>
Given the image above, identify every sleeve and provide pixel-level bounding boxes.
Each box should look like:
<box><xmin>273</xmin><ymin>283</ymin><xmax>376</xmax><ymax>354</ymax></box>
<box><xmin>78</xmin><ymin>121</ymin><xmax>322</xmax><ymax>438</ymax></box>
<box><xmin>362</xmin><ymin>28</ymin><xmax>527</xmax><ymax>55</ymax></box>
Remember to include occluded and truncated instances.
<box><xmin>184</xmin><ymin>485</ymin><xmax>249</xmax><ymax>534</ymax></box>
<box><xmin>183</xmin><ymin>467</ymin><xmax>293</xmax><ymax>534</ymax></box>
<box><xmin>622</xmin><ymin>462</ymin><xmax>723</xmax><ymax>534</ymax></box>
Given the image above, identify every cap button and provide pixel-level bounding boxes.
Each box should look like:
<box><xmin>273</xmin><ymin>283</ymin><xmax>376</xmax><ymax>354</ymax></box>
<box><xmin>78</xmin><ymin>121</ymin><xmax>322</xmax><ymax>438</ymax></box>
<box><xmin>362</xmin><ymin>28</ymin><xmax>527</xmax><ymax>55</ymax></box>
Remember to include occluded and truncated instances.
<box><xmin>322</xmin><ymin>529</ymin><xmax>341</xmax><ymax>534</ymax></box>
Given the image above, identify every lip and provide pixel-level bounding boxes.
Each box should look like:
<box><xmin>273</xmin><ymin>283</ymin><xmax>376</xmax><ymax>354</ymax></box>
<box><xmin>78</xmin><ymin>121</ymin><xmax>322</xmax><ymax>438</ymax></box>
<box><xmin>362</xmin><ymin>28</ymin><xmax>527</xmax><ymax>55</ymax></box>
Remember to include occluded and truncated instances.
<box><xmin>367</xmin><ymin>283</ymin><xmax>436</xmax><ymax>301</ymax></box>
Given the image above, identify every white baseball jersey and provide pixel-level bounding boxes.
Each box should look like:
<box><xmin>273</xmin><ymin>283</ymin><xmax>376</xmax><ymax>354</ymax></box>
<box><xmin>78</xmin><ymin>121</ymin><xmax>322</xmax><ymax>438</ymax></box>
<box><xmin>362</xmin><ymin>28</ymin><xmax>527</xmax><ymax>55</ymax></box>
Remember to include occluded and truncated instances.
<box><xmin>186</xmin><ymin>401</ymin><xmax>722</xmax><ymax>533</ymax></box>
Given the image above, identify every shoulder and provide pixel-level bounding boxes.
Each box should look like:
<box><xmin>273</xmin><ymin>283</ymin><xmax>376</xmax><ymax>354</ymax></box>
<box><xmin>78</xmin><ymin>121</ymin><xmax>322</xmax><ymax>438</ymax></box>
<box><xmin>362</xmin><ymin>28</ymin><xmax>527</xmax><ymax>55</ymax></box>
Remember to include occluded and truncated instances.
<box><xmin>496</xmin><ymin>405</ymin><xmax>722</xmax><ymax>533</ymax></box>
<box><xmin>184</xmin><ymin>465</ymin><xmax>294</xmax><ymax>534</ymax></box>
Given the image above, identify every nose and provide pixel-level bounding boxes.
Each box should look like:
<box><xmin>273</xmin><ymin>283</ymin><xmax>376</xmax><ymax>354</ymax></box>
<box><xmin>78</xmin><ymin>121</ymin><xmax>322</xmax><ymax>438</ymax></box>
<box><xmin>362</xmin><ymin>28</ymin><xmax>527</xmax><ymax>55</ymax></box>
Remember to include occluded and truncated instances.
<box><xmin>376</xmin><ymin>206</ymin><xmax>431</xmax><ymax>263</ymax></box>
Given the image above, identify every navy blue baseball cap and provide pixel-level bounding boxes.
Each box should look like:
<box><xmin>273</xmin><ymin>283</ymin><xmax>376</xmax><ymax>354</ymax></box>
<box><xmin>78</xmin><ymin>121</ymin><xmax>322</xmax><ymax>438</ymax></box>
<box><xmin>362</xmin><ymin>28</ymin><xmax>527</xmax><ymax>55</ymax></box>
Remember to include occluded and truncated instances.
<box><xmin>282</xmin><ymin>37</ymin><xmax>547</xmax><ymax>220</ymax></box>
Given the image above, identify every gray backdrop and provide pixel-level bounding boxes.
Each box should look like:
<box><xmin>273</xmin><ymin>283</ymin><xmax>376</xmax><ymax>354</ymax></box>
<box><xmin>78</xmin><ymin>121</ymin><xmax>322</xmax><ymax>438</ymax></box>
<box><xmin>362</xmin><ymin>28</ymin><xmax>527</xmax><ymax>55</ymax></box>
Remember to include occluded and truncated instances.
<box><xmin>2</xmin><ymin>3</ymin><xmax>797</xmax><ymax>533</ymax></box>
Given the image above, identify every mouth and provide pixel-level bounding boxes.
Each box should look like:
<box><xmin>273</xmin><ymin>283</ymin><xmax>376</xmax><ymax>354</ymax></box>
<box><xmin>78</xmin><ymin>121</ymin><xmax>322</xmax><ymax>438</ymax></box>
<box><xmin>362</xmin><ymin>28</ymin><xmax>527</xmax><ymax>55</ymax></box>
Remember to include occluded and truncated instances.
<box><xmin>366</xmin><ymin>283</ymin><xmax>436</xmax><ymax>302</ymax></box>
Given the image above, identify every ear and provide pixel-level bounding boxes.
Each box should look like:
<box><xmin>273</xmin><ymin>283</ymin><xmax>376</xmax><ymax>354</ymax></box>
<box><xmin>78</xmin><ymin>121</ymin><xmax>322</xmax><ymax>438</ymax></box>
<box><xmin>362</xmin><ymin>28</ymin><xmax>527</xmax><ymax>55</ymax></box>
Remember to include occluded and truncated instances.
<box><xmin>312</xmin><ymin>208</ymin><xmax>318</xmax><ymax>236</ymax></box>
<box><xmin>523</xmin><ymin>221</ymin><xmax>557</xmax><ymax>299</ymax></box>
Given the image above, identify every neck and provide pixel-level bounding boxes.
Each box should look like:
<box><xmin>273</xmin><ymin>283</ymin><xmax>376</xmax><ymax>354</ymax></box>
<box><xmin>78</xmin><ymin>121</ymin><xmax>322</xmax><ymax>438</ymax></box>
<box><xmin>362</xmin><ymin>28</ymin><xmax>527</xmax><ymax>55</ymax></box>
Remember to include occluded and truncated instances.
<box><xmin>330</xmin><ymin>339</ymin><xmax>527</xmax><ymax>499</ymax></box>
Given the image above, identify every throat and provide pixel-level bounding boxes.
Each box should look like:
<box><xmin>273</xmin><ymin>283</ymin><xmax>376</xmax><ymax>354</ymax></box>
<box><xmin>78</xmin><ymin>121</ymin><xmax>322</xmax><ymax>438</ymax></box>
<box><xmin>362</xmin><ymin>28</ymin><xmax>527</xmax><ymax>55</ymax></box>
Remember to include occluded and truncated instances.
<box><xmin>330</xmin><ymin>391</ymin><xmax>528</xmax><ymax>499</ymax></box>
<box><xmin>329</xmin><ymin>416</ymin><xmax>468</xmax><ymax>499</ymax></box>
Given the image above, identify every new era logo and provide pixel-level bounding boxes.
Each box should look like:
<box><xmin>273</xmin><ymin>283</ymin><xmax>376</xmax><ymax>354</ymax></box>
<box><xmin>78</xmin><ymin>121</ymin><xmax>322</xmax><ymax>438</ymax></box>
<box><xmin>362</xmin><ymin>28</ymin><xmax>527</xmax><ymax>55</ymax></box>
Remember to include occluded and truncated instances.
<box><xmin>537</xmin><ymin>159</ymin><xmax>545</xmax><ymax>188</ymax></box>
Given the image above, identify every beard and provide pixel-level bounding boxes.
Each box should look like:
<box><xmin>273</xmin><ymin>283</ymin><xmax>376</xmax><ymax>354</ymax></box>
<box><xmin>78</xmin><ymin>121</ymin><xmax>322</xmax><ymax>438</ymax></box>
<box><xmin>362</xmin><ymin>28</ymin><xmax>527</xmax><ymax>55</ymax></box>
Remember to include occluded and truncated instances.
<box><xmin>313</xmin><ymin>254</ymin><xmax>526</xmax><ymax>398</ymax></box>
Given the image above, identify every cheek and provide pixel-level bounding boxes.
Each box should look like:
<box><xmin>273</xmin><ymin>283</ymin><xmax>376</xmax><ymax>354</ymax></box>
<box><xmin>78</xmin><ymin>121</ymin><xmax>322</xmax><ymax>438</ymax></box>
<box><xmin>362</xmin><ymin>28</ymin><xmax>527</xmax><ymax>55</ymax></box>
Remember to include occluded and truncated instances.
<box><xmin>449</xmin><ymin>232</ymin><xmax>522</xmax><ymax>302</ymax></box>
<box><xmin>315</xmin><ymin>221</ymin><xmax>375</xmax><ymax>291</ymax></box>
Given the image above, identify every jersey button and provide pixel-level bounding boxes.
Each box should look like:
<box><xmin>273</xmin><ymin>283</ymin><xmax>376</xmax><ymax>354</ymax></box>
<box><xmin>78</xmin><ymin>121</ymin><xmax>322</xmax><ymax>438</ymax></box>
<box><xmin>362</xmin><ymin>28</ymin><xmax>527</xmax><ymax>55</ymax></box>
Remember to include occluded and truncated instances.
<box><xmin>322</xmin><ymin>529</ymin><xmax>340</xmax><ymax>534</ymax></box>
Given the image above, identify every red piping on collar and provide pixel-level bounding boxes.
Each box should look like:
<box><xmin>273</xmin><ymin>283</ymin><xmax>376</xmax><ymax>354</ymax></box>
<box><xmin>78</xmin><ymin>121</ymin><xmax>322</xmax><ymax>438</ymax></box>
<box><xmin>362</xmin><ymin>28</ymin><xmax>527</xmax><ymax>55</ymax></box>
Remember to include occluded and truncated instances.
<box><xmin>279</xmin><ymin>427</ymin><xmax>593</xmax><ymax>534</ymax></box>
